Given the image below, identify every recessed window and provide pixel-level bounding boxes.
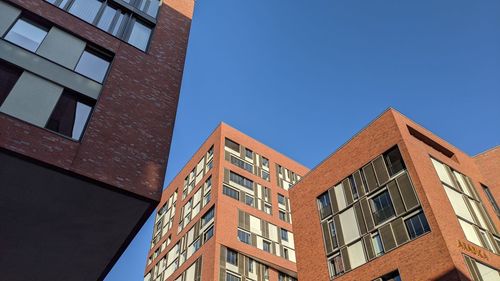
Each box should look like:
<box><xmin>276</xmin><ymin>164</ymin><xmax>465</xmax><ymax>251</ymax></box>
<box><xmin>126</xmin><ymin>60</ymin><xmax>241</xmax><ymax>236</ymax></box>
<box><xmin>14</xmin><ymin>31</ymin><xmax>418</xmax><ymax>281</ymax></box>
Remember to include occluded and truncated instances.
<box><xmin>278</xmin><ymin>194</ymin><xmax>286</xmax><ymax>205</ymax></box>
<box><xmin>280</xmin><ymin>229</ymin><xmax>289</xmax><ymax>241</ymax></box>
<box><xmin>230</xmin><ymin>155</ymin><xmax>253</xmax><ymax>173</ymax></box>
<box><xmin>279</xmin><ymin>210</ymin><xmax>287</xmax><ymax>221</ymax></box>
<box><xmin>203</xmin><ymin>225</ymin><xmax>214</xmax><ymax>242</ymax></box>
<box><xmin>317</xmin><ymin>192</ymin><xmax>332</xmax><ymax>219</ymax></box>
<box><xmin>0</xmin><ymin>60</ymin><xmax>23</xmax><ymax>106</ymax></box>
<box><xmin>372</xmin><ymin>233</ymin><xmax>384</xmax><ymax>256</ymax></box>
<box><xmin>68</xmin><ymin>0</ymin><xmax>102</xmax><ymax>23</ymax></box>
<box><xmin>262</xmin><ymin>240</ymin><xmax>271</xmax><ymax>252</ymax></box>
<box><xmin>201</xmin><ymin>207</ymin><xmax>214</xmax><ymax>226</ymax></box>
<box><xmin>349</xmin><ymin>175</ymin><xmax>359</xmax><ymax>200</ymax></box>
<box><xmin>405</xmin><ymin>212</ymin><xmax>430</xmax><ymax>239</ymax></box>
<box><xmin>223</xmin><ymin>185</ymin><xmax>239</xmax><ymax>200</ymax></box>
<box><xmin>379</xmin><ymin>270</ymin><xmax>402</xmax><ymax>281</ymax></box>
<box><xmin>127</xmin><ymin>20</ymin><xmax>151</xmax><ymax>51</ymax></box>
<box><xmin>226</xmin><ymin>248</ymin><xmax>238</xmax><ymax>265</ymax></box>
<box><xmin>262</xmin><ymin>170</ymin><xmax>270</xmax><ymax>181</ymax></box>
<box><xmin>5</xmin><ymin>18</ymin><xmax>48</xmax><ymax>52</ymax></box>
<box><xmin>45</xmin><ymin>91</ymin><xmax>94</xmax><ymax>140</ymax></box>
<box><xmin>283</xmin><ymin>248</ymin><xmax>289</xmax><ymax>259</ymax></box>
<box><xmin>97</xmin><ymin>5</ymin><xmax>118</xmax><ymax>31</ymax></box>
<box><xmin>328</xmin><ymin>254</ymin><xmax>344</xmax><ymax>277</ymax></box>
<box><xmin>226</xmin><ymin>272</ymin><xmax>241</xmax><ymax>281</ymax></box>
<box><xmin>74</xmin><ymin>49</ymin><xmax>111</xmax><ymax>83</ymax></box>
<box><xmin>370</xmin><ymin>191</ymin><xmax>396</xmax><ymax>225</ymax></box>
<box><xmin>482</xmin><ymin>184</ymin><xmax>500</xmax><ymax>218</ymax></box>
<box><xmin>384</xmin><ymin>146</ymin><xmax>405</xmax><ymax>176</ymax></box>
<box><xmin>225</xmin><ymin>138</ymin><xmax>240</xmax><ymax>152</ymax></box>
<box><xmin>140</xmin><ymin>0</ymin><xmax>161</xmax><ymax>17</ymax></box>
<box><xmin>245</xmin><ymin>148</ymin><xmax>253</xmax><ymax>158</ymax></box>
<box><xmin>262</xmin><ymin>157</ymin><xmax>269</xmax><ymax>167</ymax></box>
<box><xmin>237</xmin><ymin>229</ymin><xmax>250</xmax><ymax>244</ymax></box>
<box><xmin>247</xmin><ymin>258</ymin><xmax>254</xmax><ymax>273</ymax></box>
<box><xmin>229</xmin><ymin>171</ymin><xmax>253</xmax><ymax>190</ymax></box>
<box><xmin>328</xmin><ymin>221</ymin><xmax>338</xmax><ymax>249</ymax></box>
<box><xmin>264</xmin><ymin>204</ymin><xmax>272</xmax><ymax>215</ymax></box>
<box><xmin>244</xmin><ymin>195</ymin><xmax>254</xmax><ymax>207</ymax></box>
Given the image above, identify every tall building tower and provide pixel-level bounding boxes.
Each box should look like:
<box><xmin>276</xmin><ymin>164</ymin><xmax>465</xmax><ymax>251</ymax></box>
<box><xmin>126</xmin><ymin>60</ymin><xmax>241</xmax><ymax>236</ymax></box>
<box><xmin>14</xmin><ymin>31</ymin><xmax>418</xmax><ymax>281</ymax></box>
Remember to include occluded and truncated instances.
<box><xmin>289</xmin><ymin>109</ymin><xmax>500</xmax><ymax>281</ymax></box>
<box><xmin>0</xmin><ymin>0</ymin><xmax>193</xmax><ymax>280</ymax></box>
<box><xmin>144</xmin><ymin>123</ymin><xmax>309</xmax><ymax>281</ymax></box>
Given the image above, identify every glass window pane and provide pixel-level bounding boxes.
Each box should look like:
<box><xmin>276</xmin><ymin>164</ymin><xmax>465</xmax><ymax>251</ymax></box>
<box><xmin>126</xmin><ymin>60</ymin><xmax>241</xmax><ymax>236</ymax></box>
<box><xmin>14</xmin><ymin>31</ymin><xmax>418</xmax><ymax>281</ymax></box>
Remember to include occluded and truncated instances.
<box><xmin>111</xmin><ymin>12</ymin><xmax>126</xmax><ymax>36</ymax></box>
<box><xmin>68</xmin><ymin>0</ymin><xmax>102</xmax><ymax>23</ymax></box>
<box><xmin>75</xmin><ymin>50</ymin><xmax>110</xmax><ymax>83</ymax></box>
<box><xmin>72</xmin><ymin>101</ymin><xmax>92</xmax><ymax>139</ymax></box>
<box><xmin>128</xmin><ymin>20</ymin><xmax>151</xmax><ymax>51</ymax></box>
<box><xmin>5</xmin><ymin>19</ymin><xmax>48</xmax><ymax>52</ymax></box>
<box><xmin>97</xmin><ymin>6</ymin><xmax>117</xmax><ymax>31</ymax></box>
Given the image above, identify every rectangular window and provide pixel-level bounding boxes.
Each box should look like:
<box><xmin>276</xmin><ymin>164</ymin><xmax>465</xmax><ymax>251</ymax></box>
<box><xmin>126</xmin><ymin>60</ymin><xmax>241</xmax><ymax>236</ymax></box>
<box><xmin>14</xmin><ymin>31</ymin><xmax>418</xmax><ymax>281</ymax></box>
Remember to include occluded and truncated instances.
<box><xmin>201</xmin><ymin>207</ymin><xmax>214</xmax><ymax>226</ymax></box>
<box><xmin>384</xmin><ymin>146</ymin><xmax>405</xmax><ymax>176</ymax></box>
<box><xmin>237</xmin><ymin>229</ymin><xmax>250</xmax><ymax>244</ymax></box>
<box><xmin>226</xmin><ymin>272</ymin><xmax>241</xmax><ymax>281</ymax></box>
<box><xmin>370</xmin><ymin>191</ymin><xmax>396</xmax><ymax>225</ymax></box>
<box><xmin>349</xmin><ymin>175</ymin><xmax>359</xmax><ymax>200</ymax></box>
<box><xmin>279</xmin><ymin>210</ymin><xmax>287</xmax><ymax>221</ymax></box>
<box><xmin>244</xmin><ymin>195</ymin><xmax>254</xmax><ymax>207</ymax></box>
<box><xmin>264</xmin><ymin>204</ymin><xmax>272</xmax><ymax>215</ymax></box>
<box><xmin>262</xmin><ymin>157</ymin><xmax>269</xmax><ymax>167</ymax></box>
<box><xmin>75</xmin><ymin>49</ymin><xmax>111</xmax><ymax>83</ymax></box>
<box><xmin>230</xmin><ymin>155</ymin><xmax>253</xmax><ymax>173</ymax></box>
<box><xmin>379</xmin><ymin>270</ymin><xmax>402</xmax><ymax>281</ymax></box>
<box><xmin>225</xmin><ymin>138</ymin><xmax>240</xmax><ymax>152</ymax></box>
<box><xmin>328</xmin><ymin>221</ymin><xmax>338</xmax><ymax>249</ymax></box>
<box><xmin>5</xmin><ymin>18</ymin><xmax>48</xmax><ymax>52</ymax></box>
<box><xmin>226</xmin><ymin>249</ymin><xmax>238</xmax><ymax>265</ymax></box>
<box><xmin>245</xmin><ymin>148</ymin><xmax>253</xmax><ymax>158</ymax></box>
<box><xmin>68</xmin><ymin>0</ymin><xmax>103</xmax><ymax>23</ymax></box>
<box><xmin>405</xmin><ymin>212</ymin><xmax>430</xmax><ymax>239</ymax></box>
<box><xmin>127</xmin><ymin>19</ymin><xmax>152</xmax><ymax>51</ymax></box>
<box><xmin>283</xmin><ymin>248</ymin><xmax>289</xmax><ymax>259</ymax></box>
<box><xmin>372</xmin><ymin>233</ymin><xmax>384</xmax><ymax>256</ymax></box>
<box><xmin>317</xmin><ymin>192</ymin><xmax>332</xmax><ymax>219</ymax></box>
<box><xmin>45</xmin><ymin>91</ymin><xmax>94</xmax><ymax>140</ymax></box>
<box><xmin>262</xmin><ymin>170</ymin><xmax>270</xmax><ymax>181</ymax></box>
<box><xmin>204</xmin><ymin>225</ymin><xmax>214</xmax><ymax>242</ymax></box>
<box><xmin>229</xmin><ymin>171</ymin><xmax>253</xmax><ymax>190</ymax></box>
<box><xmin>464</xmin><ymin>256</ymin><xmax>500</xmax><ymax>281</ymax></box>
<box><xmin>0</xmin><ymin>60</ymin><xmax>23</xmax><ymax>106</ymax></box>
<box><xmin>223</xmin><ymin>185</ymin><xmax>240</xmax><ymax>200</ymax></box>
<box><xmin>247</xmin><ymin>258</ymin><xmax>254</xmax><ymax>273</ymax></box>
<box><xmin>328</xmin><ymin>254</ymin><xmax>344</xmax><ymax>277</ymax></box>
<box><xmin>280</xmin><ymin>229</ymin><xmax>289</xmax><ymax>241</ymax></box>
<box><xmin>278</xmin><ymin>194</ymin><xmax>286</xmax><ymax>205</ymax></box>
<box><xmin>263</xmin><ymin>240</ymin><xmax>271</xmax><ymax>252</ymax></box>
<box><xmin>482</xmin><ymin>184</ymin><xmax>500</xmax><ymax>218</ymax></box>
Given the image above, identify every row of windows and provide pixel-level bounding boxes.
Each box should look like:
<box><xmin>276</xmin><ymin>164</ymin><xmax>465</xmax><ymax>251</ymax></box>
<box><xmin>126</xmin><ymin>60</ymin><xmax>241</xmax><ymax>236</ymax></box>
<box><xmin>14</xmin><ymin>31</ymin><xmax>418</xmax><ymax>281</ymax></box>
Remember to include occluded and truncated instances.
<box><xmin>225</xmin><ymin>138</ymin><xmax>271</xmax><ymax>181</ymax></box>
<box><xmin>222</xmin><ymin>184</ymin><xmax>273</xmax><ymax>215</ymax></box>
<box><xmin>46</xmin><ymin>0</ymin><xmax>154</xmax><ymax>51</ymax></box>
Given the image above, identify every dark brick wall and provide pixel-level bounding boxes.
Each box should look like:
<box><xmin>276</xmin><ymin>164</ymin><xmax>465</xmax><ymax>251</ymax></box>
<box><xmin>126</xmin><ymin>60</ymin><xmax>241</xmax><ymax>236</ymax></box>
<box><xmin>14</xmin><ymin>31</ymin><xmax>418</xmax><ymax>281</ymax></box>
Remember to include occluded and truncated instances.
<box><xmin>0</xmin><ymin>0</ymin><xmax>194</xmax><ymax>201</ymax></box>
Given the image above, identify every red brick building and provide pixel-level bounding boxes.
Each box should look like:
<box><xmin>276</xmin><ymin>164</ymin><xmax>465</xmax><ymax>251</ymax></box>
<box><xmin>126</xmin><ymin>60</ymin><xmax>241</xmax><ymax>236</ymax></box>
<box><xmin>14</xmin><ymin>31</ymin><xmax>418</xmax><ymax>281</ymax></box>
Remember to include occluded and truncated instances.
<box><xmin>0</xmin><ymin>0</ymin><xmax>193</xmax><ymax>280</ymax></box>
<box><xmin>289</xmin><ymin>108</ymin><xmax>500</xmax><ymax>281</ymax></box>
<box><xmin>144</xmin><ymin>123</ymin><xmax>309</xmax><ymax>281</ymax></box>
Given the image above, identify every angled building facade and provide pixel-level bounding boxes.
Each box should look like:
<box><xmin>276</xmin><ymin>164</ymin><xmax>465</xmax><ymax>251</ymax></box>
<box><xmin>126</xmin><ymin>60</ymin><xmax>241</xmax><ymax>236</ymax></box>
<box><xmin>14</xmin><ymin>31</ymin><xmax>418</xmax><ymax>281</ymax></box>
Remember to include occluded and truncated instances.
<box><xmin>144</xmin><ymin>123</ymin><xmax>309</xmax><ymax>281</ymax></box>
<box><xmin>290</xmin><ymin>109</ymin><xmax>500</xmax><ymax>281</ymax></box>
<box><xmin>0</xmin><ymin>0</ymin><xmax>193</xmax><ymax>280</ymax></box>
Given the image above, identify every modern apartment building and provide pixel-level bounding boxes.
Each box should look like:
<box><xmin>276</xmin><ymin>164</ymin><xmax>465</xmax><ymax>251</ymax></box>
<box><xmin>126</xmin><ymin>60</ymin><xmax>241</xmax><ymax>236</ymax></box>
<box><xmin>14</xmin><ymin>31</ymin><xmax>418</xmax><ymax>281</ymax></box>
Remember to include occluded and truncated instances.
<box><xmin>144</xmin><ymin>123</ymin><xmax>309</xmax><ymax>281</ymax></box>
<box><xmin>289</xmin><ymin>109</ymin><xmax>500</xmax><ymax>281</ymax></box>
<box><xmin>0</xmin><ymin>0</ymin><xmax>193</xmax><ymax>280</ymax></box>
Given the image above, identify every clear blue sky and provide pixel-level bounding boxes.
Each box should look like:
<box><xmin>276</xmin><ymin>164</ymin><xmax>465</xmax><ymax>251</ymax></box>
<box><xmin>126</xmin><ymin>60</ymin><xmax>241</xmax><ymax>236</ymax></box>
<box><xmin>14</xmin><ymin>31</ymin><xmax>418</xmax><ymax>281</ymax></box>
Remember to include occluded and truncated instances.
<box><xmin>105</xmin><ymin>0</ymin><xmax>500</xmax><ymax>280</ymax></box>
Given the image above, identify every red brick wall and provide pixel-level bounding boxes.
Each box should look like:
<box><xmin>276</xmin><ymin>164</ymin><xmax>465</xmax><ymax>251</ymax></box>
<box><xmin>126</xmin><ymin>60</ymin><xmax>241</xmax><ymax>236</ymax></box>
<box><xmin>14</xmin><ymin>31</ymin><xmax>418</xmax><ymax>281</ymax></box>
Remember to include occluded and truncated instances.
<box><xmin>0</xmin><ymin>0</ymin><xmax>194</xmax><ymax>201</ymax></box>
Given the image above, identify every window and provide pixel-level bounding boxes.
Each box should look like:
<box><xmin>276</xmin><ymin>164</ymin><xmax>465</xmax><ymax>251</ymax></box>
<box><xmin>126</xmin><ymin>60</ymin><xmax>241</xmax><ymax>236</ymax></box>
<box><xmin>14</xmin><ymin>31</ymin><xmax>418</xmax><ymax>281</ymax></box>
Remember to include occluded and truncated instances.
<box><xmin>75</xmin><ymin>50</ymin><xmax>111</xmax><ymax>83</ymax></box>
<box><xmin>223</xmin><ymin>185</ymin><xmax>239</xmax><ymax>200</ymax></box>
<box><xmin>280</xmin><ymin>229</ymin><xmax>289</xmax><ymax>241</ymax></box>
<box><xmin>283</xmin><ymin>248</ymin><xmax>289</xmax><ymax>259</ymax></box>
<box><xmin>328</xmin><ymin>254</ymin><xmax>344</xmax><ymax>277</ymax></box>
<box><xmin>247</xmin><ymin>258</ymin><xmax>254</xmax><ymax>273</ymax></box>
<box><xmin>372</xmin><ymin>233</ymin><xmax>384</xmax><ymax>256</ymax></box>
<box><xmin>68</xmin><ymin>0</ymin><xmax>103</xmax><ymax>23</ymax></box>
<box><xmin>244</xmin><ymin>195</ymin><xmax>254</xmax><ymax>207</ymax></box>
<box><xmin>328</xmin><ymin>221</ymin><xmax>338</xmax><ymax>249</ymax></box>
<box><xmin>264</xmin><ymin>204</ymin><xmax>272</xmax><ymax>215</ymax></box>
<box><xmin>263</xmin><ymin>240</ymin><xmax>271</xmax><ymax>252</ymax></box>
<box><xmin>229</xmin><ymin>172</ymin><xmax>253</xmax><ymax>190</ymax></box>
<box><xmin>226</xmin><ymin>272</ymin><xmax>241</xmax><ymax>281</ymax></box>
<box><xmin>193</xmin><ymin>238</ymin><xmax>201</xmax><ymax>251</ymax></box>
<box><xmin>278</xmin><ymin>194</ymin><xmax>286</xmax><ymax>205</ymax></box>
<box><xmin>370</xmin><ymin>191</ymin><xmax>396</xmax><ymax>225</ymax></box>
<box><xmin>349</xmin><ymin>175</ymin><xmax>359</xmax><ymax>200</ymax></box>
<box><xmin>226</xmin><ymin>249</ymin><xmax>238</xmax><ymax>265</ymax></box>
<box><xmin>262</xmin><ymin>170</ymin><xmax>270</xmax><ymax>181</ymax></box>
<box><xmin>230</xmin><ymin>155</ymin><xmax>253</xmax><ymax>173</ymax></box>
<box><xmin>379</xmin><ymin>270</ymin><xmax>402</xmax><ymax>281</ymax></box>
<box><xmin>279</xmin><ymin>210</ymin><xmax>287</xmax><ymax>221</ymax></box>
<box><xmin>245</xmin><ymin>148</ymin><xmax>253</xmax><ymax>158</ymax></box>
<box><xmin>140</xmin><ymin>0</ymin><xmax>161</xmax><ymax>17</ymax></box>
<box><xmin>317</xmin><ymin>192</ymin><xmax>332</xmax><ymax>218</ymax></box>
<box><xmin>206</xmin><ymin>160</ymin><xmax>213</xmax><ymax>170</ymax></box>
<box><xmin>277</xmin><ymin>165</ymin><xmax>283</xmax><ymax>174</ymax></box>
<box><xmin>482</xmin><ymin>184</ymin><xmax>500</xmax><ymax>218</ymax></box>
<box><xmin>204</xmin><ymin>225</ymin><xmax>214</xmax><ymax>242</ymax></box>
<box><xmin>262</xmin><ymin>157</ymin><xmax>269</xmax><ymax>167</ymax></box>
<box><xmin>45</xmin><ymin>91</ymin><xmax>94</xmax><ymax>140</ymax></box>
<box><xmin>225</xmin><ymin>138</ymin><xmax>240</xmax><ymax>151</ymax></box>
<box><xmin>203</xmin><ymin>192</ymin><xmax>211</xmax><ymax>205</ymax></box>
<box><xmin>201</xmin><ymin>207</ymin><xmax>214</xmax><ymax>226</ymax></box>
<box><xmin>126</xmin><ymin>20</ymin><xmax>152</xmax><ymax>51</ymax></box>
<box><xmin>475</xmin><ymin>260</ymin><xmax>500</xmax><ymax>281</ymax></box>
<box><xmin>405</xmin><ymin>212</ymin><xmax>430</xmax><ymax>239</ymax></box>
<box><xmin>5</xmin><ymin>18</ymin><xmax>48</xmax><ymax>52</ymax></box>
<box><xmin>207</xmin><ymin>146</ymin><xmax>214</xmax><ymax>157</ymax></box>
<box><xmin>96</xmin><ymin>5</ymin><xmax>117</xmax><ymax>31</ymax></box>
<box><xmin>0</xmin><ymin>61</ymin><xmax>23</xmax><ymax>106</ymax></box>
<box><xmin>237</xmin><ymin>229</ymin><xmax>250</xmax><ymax>244</ymax></box>
<box><xmin>384</xmin><ymin>146</ymin><xmax>405</xmax><ymax>176</ymax></box>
